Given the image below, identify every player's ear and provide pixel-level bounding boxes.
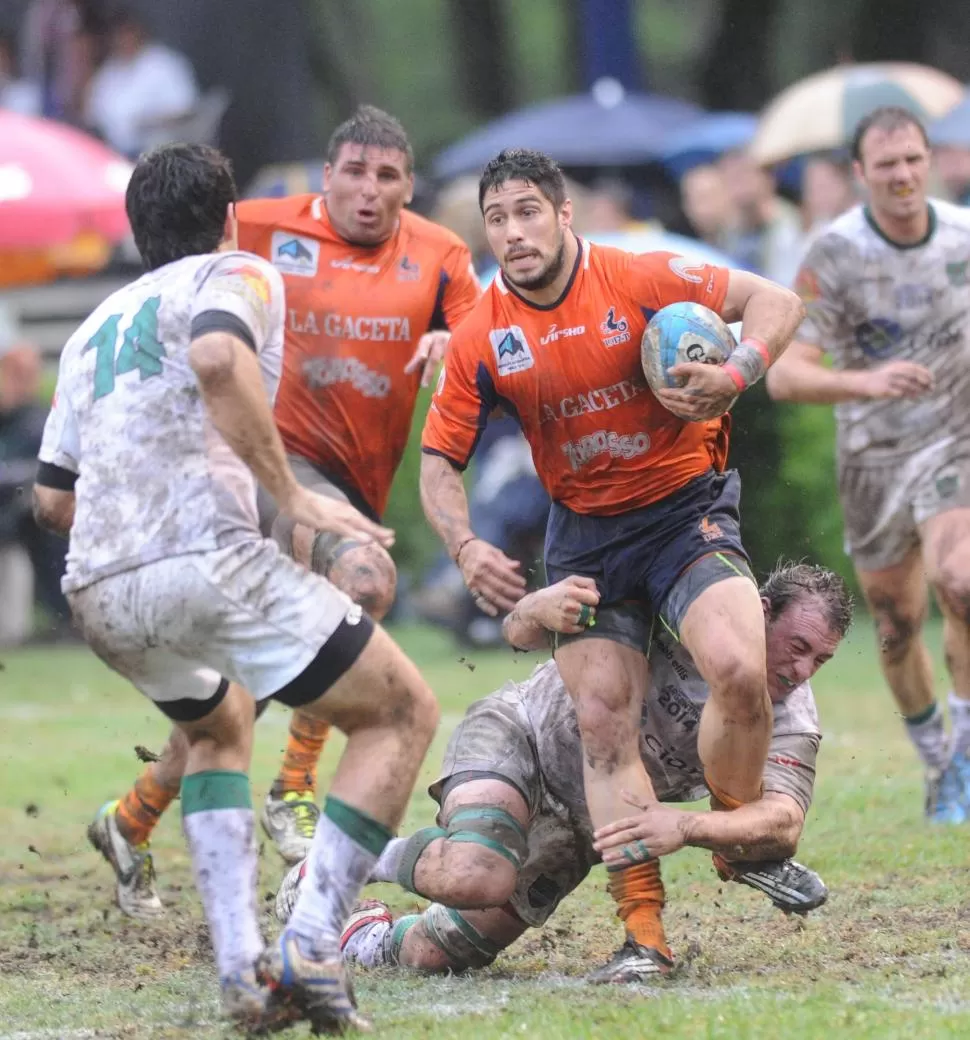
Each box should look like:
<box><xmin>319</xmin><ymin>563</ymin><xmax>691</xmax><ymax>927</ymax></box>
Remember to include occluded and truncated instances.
<box><xmin>559</xmin><ymin>197</ymin><xmax>573</xmax><ymax>230</ymax></box>
<box><xmin>404</xmin><ymin>172</ymin><xmax>414</xmax><ymax>206</ymax></box>
<box><xmin>851</xmin><ymin>159</ymin><xmax>865</xmax><ymax>187</ymax></box>
<box><xmin>761</xmin><ymin>595</ymin><xmax>771</xmax><ymax>621</ymax></box>
<box><xmin>223</xmin><ymin>202</ymin><xmax>238</xmax><ymax>250</ymax></box>
<box><xmin>323</xmin><ymin>163</ymin><xmax>333</xmax><ymax>194</ymax></box>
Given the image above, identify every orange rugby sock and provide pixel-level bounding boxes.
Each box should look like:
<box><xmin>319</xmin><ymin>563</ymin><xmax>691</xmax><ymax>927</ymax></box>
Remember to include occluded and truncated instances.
<box><xmin>115</xmin><ymin>766</ymin><xmax>179</xmax><ymax>846</ymax></box>
<box><xmin>607</xmin><ymin>860</ymin><xmax>671</xmax><ymax>959</ymax></box>
<box><xmin>272</xmin><ymin>713</ymin><xmax>331</xmax><ymax>797</ymax></box>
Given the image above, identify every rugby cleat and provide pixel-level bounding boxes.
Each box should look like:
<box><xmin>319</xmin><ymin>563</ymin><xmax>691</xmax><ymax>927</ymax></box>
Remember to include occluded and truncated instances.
<box><xmin>588</xmin><ymin>937</ymin><xmax>674</xmax><ymax>984</ymax></box>
<box><xmin>927</xmin><ymin>752</ymin><xmax>970</xmax><ymax>824</ymax></box>
<box><xmin>274</xmin><ymin>857</ymin><xmax>308</xmax><ymax>924</ymax></box>
<box><xmin>712</xmin><ymin>854</ymin><xmax>828</xmax><ymax>913</ymax></box>
<box><xmin>257</xmin><ymin>930</ymin><xmax>371</xmax><ymax>1034</ymax></box>
<box><xmin>261</xmin><ymin>791</ymin><xmax>320</xmax><ymax>864</ymax></box>
<box><xmin>923</xmin><ymin>761</ymin><xmax>960</xmax><ymax>823</ymax></box>
<box><xmin>220</xmin><ymin>968</ymin><xmax>300</xmax><ymax>1035</ymax></box>
<box><xmin>341</xmin><ymin>900</ymin><xmax>394</xmax><ymax>966</ymax></box>
<box><xmin>87</xmin><ymin>800</ymin><xmax>164</xmax><ymax>921</ymax></box>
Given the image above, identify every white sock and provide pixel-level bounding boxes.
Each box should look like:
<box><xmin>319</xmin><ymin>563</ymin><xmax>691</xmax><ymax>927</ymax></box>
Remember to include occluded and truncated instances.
<box><xmin>904</xmin><ymin>701</ymin><xmax>949</xmax><ymax>770</ymax></box>
<box><xmin>182</xmin><ymin>806</ymin><xmax>263</xmax><ymax>980</ymax></box>
<box><xmin>343</xmin><ymin>919</ymin><xmax>393</xmax><ymax>967</ymax></box>
<box><xmin>287</xmin><ymin>796</ymin><xmax>391</xmax><ymax>961</ymax></box>
<box><xmin>948</xmin><ymin>692</ymin><xmax>970</xmax><ymax>757</ymax></box>
<box><xmin>370</xmin><ymin>836</ymin><xmax>408</xmax><ymax>883</ymax></box>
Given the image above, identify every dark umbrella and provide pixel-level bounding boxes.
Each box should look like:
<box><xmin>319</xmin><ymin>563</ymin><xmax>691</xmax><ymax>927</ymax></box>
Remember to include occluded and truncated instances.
<box><xmin>930</xmin><ymin>92</ymin><xmax>970</xmax><ymax>147</ymax></box>
<box><xmin>432</xmin><ymin>79</ymin><xmax>702</xmax><ymax>180</ymax></box>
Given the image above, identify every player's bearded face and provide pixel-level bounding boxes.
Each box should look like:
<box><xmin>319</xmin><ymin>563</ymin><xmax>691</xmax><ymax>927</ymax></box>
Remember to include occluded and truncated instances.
<box><xmin>483</xmin><ymin>183</ymin><xmax>570</xmax><ymax>292</ymax></box>
<box><xmin>323</xmin><ymin>145</ymin><xmax>413</xmax><ymax>246</ymax></box>
<box><xmin>763</xmin><ymin>597</ymin><xmax>841</xmax><ymax>702</ymax></box>
<box><xmin>856</xmin><ymin>125</ymin><xmax>930</xmax><ymax>224</ymax></box>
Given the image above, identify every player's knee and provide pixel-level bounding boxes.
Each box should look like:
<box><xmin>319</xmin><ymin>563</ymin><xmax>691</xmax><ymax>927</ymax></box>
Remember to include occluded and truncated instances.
<box><xmin>443</xmin><ymin>842</ymin><xmax>519</xmax><ymax>907</ymax></box>
<box><xmin>933</xmin><ymin>564</ymin><xmax>970</xmax><ymax>627</ymax></box>
<box><xmin>573</xmin><ymin>677</ymin><xmax>639</xmax><ymax>741</ymax></box>
<box><xmin>706</xmin><ymin>643</ymin><xmax>767</xmax><ymax>715</ymax></box>
<box><xmin>417</xmin><ymin>903</ymin><xmax>503</xmax><ymax>972</ymax></box>
<box><xmin>872</xmin><ymin>602</ymin><xmax>924</xmax><ymax>663</ymax></box>
<box><xmin>440</xmin><ymin>803</ymin><xmax>527</xmax><ymax>906</ymax></box>
<box><xmin>327</xmin><ymin>541</ymin><xmax>397</xmax><ymax>621</ymax></box>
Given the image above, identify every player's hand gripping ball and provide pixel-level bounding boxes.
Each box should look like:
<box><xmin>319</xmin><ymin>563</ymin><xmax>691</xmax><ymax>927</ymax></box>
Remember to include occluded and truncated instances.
<box><xmin>641</xmin><ymin>302</ymin><xmax>738</xmax><ymax>419</ymax></box>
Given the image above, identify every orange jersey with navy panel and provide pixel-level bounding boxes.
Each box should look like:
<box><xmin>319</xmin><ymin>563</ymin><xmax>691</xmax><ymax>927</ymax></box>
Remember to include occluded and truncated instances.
<box><xmin>422</xmin><ymin>240</ymin><xmax>730</xmax><ymax>515</ymax></box>
<box><xmin>237</xmin><ymin>195</ymin><xmax>480</xmax><ymax>517</ymax></box>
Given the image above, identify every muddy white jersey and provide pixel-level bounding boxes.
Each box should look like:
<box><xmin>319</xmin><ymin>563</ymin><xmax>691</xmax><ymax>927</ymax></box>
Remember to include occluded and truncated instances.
<box><xmin>795</xmin><ymin>200</ymin><xmax>970</xmax><ymax>461</ymax></box>
<box><xmin>39</xmin><ymin>251</ymin><xmax>285</xmax><ymax>592</ymax></box>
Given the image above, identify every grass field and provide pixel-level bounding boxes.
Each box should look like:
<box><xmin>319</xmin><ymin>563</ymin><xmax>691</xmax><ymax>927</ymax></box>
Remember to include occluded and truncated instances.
<box><xmin>2</xmin><ymin>620</ymin><xmax>970</xmax><ymax>1039</ymax></box>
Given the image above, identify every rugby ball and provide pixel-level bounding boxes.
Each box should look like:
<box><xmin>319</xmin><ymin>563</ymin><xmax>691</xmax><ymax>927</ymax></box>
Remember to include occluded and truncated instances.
<box><xmin>641</xmin><ymin>302</ymin><xmax>737</xmax><ymax>393</ymax></box>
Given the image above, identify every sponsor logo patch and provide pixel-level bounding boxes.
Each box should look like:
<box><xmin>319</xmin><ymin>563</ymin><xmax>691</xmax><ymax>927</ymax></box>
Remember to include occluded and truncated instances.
<box><xmin>489</xmin><ymin>326</ymin><xmax>534</xmax><ymax>375</ymax></box>
<box><xmin>271</xmin><ymin>232</ymin><xmax>320</xmax><ymax>276</ymax></box>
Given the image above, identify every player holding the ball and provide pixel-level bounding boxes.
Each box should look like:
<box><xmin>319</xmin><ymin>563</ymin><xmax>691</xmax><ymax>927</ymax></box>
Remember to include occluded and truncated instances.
<box><xmin>420</xmin><ymin>148</ymin><xmax>804</xmax><ymax>979</ymax></box>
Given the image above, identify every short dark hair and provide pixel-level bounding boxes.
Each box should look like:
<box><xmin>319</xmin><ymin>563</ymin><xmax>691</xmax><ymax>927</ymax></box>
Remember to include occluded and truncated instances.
<box><xmin>851</xmin><ymin>105</ymin><xmax>929</xmax><ymax>163</ymax></box>
<box><xmin>125</xmin><ymin>143</ymin><xmax>237</xmax><ymax>271</ymax></box>
<box><xmin>761</xmin><ymin>561</ymin><xmax>855</xmax><ymax>638</ymax></box>
<box><xmin>478</xmin><ymin>148</ymin><xmax>567</xmax><ymax>212</ymax></box>
<box><xmin>326</xmin><ymin>104</ymin><xmax>413</xmax><ymax>172</ymax></box>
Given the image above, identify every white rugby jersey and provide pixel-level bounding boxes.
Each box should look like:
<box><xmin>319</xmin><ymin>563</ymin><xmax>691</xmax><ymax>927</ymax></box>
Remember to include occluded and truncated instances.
<box><xmin>795</xmin><ymin>200</ymin><xmax>970</xmax><ymax>461</ymax></box>
<box><xmin>39</xmin><ymin>251</ymin><xmax>285</xmax><ymax>592</ymax></box>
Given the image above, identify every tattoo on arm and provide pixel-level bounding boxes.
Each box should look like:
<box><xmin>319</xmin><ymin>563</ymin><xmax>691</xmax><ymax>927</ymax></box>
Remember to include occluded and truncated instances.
<box><xmin>419</xmin><ymin>454</ymin><xmax>473</xmax><ymax>558</ymax></box>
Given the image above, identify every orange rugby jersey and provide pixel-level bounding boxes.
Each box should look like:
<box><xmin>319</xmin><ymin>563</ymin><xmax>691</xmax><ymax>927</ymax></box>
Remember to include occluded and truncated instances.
<box><xmin>422</xmin><ymin>239</ymin><xmax>730</xmax><ymax>516</ymax></box>
<box><xmin>237</xmin><ymin>195</ymin><xmax>480</xmax><ymax>517</ymax></box>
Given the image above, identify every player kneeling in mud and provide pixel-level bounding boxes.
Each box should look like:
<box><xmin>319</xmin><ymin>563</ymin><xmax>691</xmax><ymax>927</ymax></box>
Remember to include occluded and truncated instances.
<box><xmin>277</xmin><ymin>561</ymin><xmax>852</xmax><ymax>982</ymax></box>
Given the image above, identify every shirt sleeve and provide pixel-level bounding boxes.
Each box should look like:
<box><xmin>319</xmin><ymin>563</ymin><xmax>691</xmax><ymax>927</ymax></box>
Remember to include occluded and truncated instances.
<box><xmin>761</xmin><ymin>731</ymin><xmax>820</xmax><ymax>814</ymax></box>
<box><xmin>626</xmin><ymin>251</ymin><xmax>730</xmax><ymax>315</ymax></box>
<box><xmin>439</xmin><ymin>241</ymin><xmax>482</xmax><ymax>331</ymax></box>
<box><xmin>38</xmin><ymin>383</ymin><xmax>80</xmax><ymax>477</ymax></box>
<box><xmin>190</xmin><ymin>254</ymin><xmax>284</xmax><ymax>354</ymax></box>
<box><xmin>793</xmin><ymin>234</ymin><xmax>846</xmax><ymax>350</ymax></box>
<box><xmin>421</xmin><ymin>325</ymin><xmax>494</xmax><ymax>470</ymax></box>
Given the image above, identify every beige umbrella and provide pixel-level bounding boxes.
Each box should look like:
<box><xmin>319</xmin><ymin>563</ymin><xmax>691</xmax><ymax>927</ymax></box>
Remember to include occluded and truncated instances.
<box><xmin>749</xmin><ymin>63</ymin><xmax>965</xmax><ymax>165</ymax></box>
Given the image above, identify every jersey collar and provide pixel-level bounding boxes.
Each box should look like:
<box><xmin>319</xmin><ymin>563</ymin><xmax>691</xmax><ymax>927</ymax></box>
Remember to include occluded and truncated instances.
<box><xmin>496</xmin><ymin>235</ymin><xmax>589</xmax><ymax>312</ymax></box>
<box><xmin>863</xmin><ymin>202</ymin><xmax>936</xmax><ymax>251</ymax></box>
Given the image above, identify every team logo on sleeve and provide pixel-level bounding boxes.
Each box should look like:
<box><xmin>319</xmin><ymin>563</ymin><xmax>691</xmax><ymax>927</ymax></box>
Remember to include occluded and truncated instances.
<box><xmin>599</xmin><ymin>307</ymin><xmax>630</xmax><ymax>347</ymax></box>
<box><xmin>489</xmin><ymin>326</ymin><xmax>534</xmax><ymax>375</ymax></box>
<box><xmin>668</xmin><ymin>256</ymin><xmax>706</xmax><ymax>284</ymax></box>
<box><xmin>271</xmin><ymin>232</ymin><xmax>320</xmax><ymax>276</ymax></box>
<box><xmin>225</xmin><ymin>264</ymin><xmax>270</xmax><ymax>304</ymax></box>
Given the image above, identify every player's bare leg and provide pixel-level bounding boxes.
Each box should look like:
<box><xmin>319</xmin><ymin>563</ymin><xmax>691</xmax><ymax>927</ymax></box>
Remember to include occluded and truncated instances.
<box><xmin>258</xmin><ymin>624</ymin><xmax>438</xmax><ymax>1032</ymax></box>
<box><xmin>854</xmin><ymin>550</ymin><xmax>956</xmax><ymax>818</ymax></box>
<box><xmin>265</xmin><ymin>517</ymin><xmax>398</xmax><ymax>860</ymax></box>
<box><xmin>87</xmin><ymin>726</ymin><xmax>187</xmax><ymax>920</ymax></box>
<box><xmin>681</xmin><ymin>576</ymin><xmax>771</xmax><ymax>805</ymax></box>
<box><xmin>923</xmin><ymin>508</ymin><xmax>970</xmax><ymax>815</ymax></box>
<box><xmin>553</xmin><ymin>637</ymin><xmax>669</xmax><ymax>972</ymax></box>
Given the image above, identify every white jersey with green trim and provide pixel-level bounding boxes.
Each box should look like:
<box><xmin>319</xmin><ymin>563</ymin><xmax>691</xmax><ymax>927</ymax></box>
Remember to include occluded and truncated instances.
<box><xmin>795</xmin><ymin>200</ymin><xmax>970</xmax><ymax>462</ymax></box>
<box><xmin>39</xmin><ymin>251</ymin><xmax>285</xmax><ymax>592</ymax></box>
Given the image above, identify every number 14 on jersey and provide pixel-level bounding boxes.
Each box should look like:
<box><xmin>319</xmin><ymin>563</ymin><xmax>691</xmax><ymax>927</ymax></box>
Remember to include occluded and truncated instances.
<box><xmin>84</xmin><ymin>296</ymin><xmax>165</xmax><ymax>400</ymax></box>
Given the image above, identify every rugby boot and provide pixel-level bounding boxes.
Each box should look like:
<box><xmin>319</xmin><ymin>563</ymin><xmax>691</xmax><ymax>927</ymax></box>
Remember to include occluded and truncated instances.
<box><xmin>713</xmin><ymin>853</ymin><xmax>828</xmax><ymax>913</ymax></box>
<box><xmin>87</xmin><ymin>799</ymin><xmax>164</xmax><ymax>920</ymax></box>
<box><xmin>261</xmin><ymin>790</ymin><xmax>320</xmax><ymax>863</ymax></box>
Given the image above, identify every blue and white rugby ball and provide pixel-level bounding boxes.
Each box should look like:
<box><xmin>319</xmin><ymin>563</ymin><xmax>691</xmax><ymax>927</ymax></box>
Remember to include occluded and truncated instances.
<box><xmin>641</xmin><ymin>302</ymin><xmax>737</xmax><ymax>393</ymax></box>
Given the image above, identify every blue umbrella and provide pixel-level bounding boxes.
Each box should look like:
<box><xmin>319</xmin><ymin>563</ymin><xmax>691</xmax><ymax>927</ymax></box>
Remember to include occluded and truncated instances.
<box><xmin>661</xmin><ymin>112</ymin><xmax>758</xmax><ymax>177</ymax></box>
<box><xmin>478</xmin><ymin>227</ymin><xmax>739</xmax><ymax>286</ymax></box>
<box><xmin>930</xmin><ymin>92</ymin><xmax>970</xmax><ymax>148</ymax></box>
<box><xmin>433</xmin><ymin>82</ymin><xmax>702</xmax><ymax>180</ymax></box>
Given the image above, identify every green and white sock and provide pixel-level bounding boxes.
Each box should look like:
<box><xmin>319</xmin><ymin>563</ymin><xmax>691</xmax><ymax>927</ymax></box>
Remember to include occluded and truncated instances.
<box><xmin>904</xmin><ymin>701</ymin><xmax>949</xmax><ymax>770</ymax></box>
<box><xmin>948</xmin><ymin>691</ymin><xmax>970</xmax><ymax>757</ymax></box>
<box><xmin>288</xmin><ymin>795</ymin><xmax>393</xmax><ymax>960</ymax></box>
<box><xmin>181</xmin><ymin>770</ymin><xmax>262</xmax><ymax>980</ymax></box>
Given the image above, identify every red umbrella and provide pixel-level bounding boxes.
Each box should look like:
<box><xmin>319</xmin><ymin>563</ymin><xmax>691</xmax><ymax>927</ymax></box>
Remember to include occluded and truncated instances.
<box><xmin>0</xmin><ymin>110</ymin><xmax>133</xmax><ymax>250</ymax></box>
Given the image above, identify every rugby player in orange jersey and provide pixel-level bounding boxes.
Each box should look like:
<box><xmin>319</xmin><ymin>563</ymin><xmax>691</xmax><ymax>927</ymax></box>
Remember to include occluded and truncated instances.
<box><xmin>420</xmin><ymin>148</ymin><xmax>805</xmax><ymax>979</ymax></box>
<box><xmin>88</xmin><ymin>108</ymin><xmax>478</xmax><ymax>919</ymax></box>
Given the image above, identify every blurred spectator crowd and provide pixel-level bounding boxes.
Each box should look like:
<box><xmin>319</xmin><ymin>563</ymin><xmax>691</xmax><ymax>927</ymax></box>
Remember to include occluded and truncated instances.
<box><xmin>0</xmin><ymin>1</ymin><xmax>202</xmax><ymax>158</ymax></box>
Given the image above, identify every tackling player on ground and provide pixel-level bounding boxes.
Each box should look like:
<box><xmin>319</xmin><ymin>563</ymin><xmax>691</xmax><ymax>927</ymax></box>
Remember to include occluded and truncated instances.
<box><xmin>767</xmin><ymin>106</ymin><xmax>970</xmax><ymax>822</ymax></box>
<box><xmin>276</xmin><ymin>563</ymin><xmax>850</xmax><ymax>979</ymax></box>
<box><xmin>419</xmin><ymin>148</ymin><xmax>805</xmax><ymax>978</ymax></box>
<box><xmin>90</xmin><ymin>106</ymin><xmax>480</xmax><ymax>920</ymax></box>
<box><xmin>33</xmin><ymin>143</ymin><xmax>439</xmax><ymax>1032</ymax></box>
